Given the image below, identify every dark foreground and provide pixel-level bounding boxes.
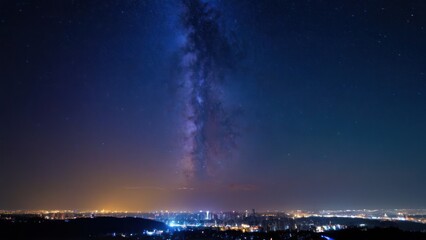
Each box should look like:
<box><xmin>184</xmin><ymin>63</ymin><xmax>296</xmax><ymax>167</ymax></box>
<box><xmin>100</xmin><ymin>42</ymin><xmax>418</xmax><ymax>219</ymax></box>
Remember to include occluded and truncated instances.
<box><xmin>1</xmin><ymin>217</ymin><xmax>426</xmax><ymax>240</ymax></box>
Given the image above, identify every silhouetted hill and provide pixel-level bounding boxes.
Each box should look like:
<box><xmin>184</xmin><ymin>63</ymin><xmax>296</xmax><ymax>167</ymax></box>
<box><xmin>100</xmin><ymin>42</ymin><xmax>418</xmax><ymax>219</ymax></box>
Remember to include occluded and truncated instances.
<box><xmin>325</xmin><ymin>227</ymin><xmax>426</xmax><ymax>240</ymax></box>
<box><xmin>0</xmin><ymin>216</ymin><xmax>167</xmax><ymax>239</ymax></box>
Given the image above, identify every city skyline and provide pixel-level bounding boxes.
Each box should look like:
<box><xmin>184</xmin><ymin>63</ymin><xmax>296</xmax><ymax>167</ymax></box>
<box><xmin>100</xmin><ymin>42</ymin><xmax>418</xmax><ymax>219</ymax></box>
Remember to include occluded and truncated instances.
<box><xmin>1</xmin><ymin>0</ymin><xmax>426</xmax><ymax>211</ymax></box>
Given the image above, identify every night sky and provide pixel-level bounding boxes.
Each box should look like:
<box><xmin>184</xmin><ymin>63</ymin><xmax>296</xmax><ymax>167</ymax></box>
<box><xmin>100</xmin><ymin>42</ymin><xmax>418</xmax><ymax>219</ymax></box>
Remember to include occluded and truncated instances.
<box><xmin>1</xmin><ymin>0</ymin><xmax>426</xmax><ymax>211</ymax></box>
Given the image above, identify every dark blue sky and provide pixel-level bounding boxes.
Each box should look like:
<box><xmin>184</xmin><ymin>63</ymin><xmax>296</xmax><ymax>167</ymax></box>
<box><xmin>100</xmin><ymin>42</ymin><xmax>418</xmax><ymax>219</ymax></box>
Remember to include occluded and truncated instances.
<box><xmin>1</xmin><ymin>0</ymin><xmax>425</xmax><ymax>211</ymax></box>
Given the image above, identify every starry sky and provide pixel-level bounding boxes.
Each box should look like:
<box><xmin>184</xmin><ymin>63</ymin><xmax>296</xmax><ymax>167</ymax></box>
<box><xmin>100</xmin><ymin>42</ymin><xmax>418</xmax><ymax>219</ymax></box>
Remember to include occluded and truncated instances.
<box><xmin>1</xmin><ymin>0</ymin><xmax>426</xmax><ymax>211</ymax></box>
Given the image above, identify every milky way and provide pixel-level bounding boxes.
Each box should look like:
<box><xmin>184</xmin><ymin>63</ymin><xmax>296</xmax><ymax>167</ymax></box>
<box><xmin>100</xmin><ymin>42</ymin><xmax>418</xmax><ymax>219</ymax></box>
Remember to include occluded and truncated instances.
<box><xmin>179</xmin><ymin>0</ymin><xmax>240</xmax><ymax>181</ymax></box>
